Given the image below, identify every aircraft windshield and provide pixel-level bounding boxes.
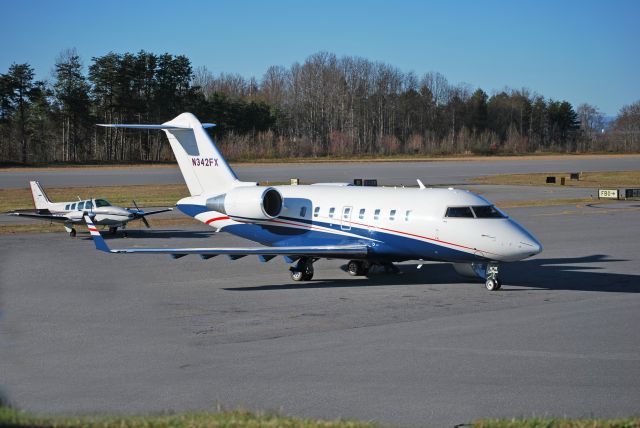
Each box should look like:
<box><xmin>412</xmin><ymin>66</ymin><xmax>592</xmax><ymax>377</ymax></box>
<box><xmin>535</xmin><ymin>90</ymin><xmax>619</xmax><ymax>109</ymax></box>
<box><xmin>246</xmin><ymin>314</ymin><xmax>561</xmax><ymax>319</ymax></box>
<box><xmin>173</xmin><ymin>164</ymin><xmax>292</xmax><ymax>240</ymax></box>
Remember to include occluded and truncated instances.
<box><xmin>471</xmin><ymin>205</ymin><xmax>506</xmax><ymax>218</ymax></box>
<box><xmin>445</xmin><ymin>207</ymin><xmax>474</xmax><ymax>218</ymax></box>
<box><xmin>445</xmin><ymin>205</ymin><xmax>506</xmax><ymax>219</ymax></box>
<box><xmin>95</xmin><ymin>199</ymin><xmax>111</xmax><ymax>207</ymax></box>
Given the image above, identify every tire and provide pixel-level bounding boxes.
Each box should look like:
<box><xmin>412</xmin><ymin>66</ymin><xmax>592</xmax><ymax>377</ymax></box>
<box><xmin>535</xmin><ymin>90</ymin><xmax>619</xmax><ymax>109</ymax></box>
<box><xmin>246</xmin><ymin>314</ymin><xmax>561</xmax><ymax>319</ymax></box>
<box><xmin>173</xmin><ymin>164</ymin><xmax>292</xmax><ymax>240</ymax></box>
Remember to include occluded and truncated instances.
<box><xmin>347</xmin><ymin>260</ymin><xmax>362</xmax><ymax>276</ymax></box>
<box><xmin>302</xmin><ymin>270</ymin><xmax>314</xmax><ymax>281</ymax></box>
<box><xmin>291</xmin><ymin>263</ymin><xmax>314</xmax><ymax>281</ymax></box>
<box><xmin>495</xmin><ymin>280</ymin><xmax>502</xmax><ymax>290</ymax></box>
<box><xmin>485</xmin><ymin>278</ymin><xmax>498</xmax><ymax>291</ymax></box>
<box><xmin>291</xmin><ymin>270</ymin><xmax>305</xmax><ymax>281</ymax></box>
<box><xmin>70</xmin><ymin>228</ymin><xmax>76</xmax><ymax>238</ymax></box>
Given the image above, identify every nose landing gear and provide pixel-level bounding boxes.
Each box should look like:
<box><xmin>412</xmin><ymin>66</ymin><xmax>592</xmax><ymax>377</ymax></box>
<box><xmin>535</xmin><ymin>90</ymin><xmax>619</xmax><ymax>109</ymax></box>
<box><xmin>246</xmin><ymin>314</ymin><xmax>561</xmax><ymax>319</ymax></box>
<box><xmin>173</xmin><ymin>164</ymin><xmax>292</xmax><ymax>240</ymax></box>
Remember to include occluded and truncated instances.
<box><xmin>484</xmin><ymin>262</ymin><xmax>501</xmax><ymax>291</ymax></box>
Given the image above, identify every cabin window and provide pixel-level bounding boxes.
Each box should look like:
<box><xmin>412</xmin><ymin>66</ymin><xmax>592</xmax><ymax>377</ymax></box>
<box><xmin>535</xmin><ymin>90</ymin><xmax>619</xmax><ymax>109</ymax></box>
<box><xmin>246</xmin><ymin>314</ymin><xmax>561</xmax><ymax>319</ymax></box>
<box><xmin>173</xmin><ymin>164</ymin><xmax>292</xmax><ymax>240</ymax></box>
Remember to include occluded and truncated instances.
<box><xmin>445</xmin><ymin>206</ymin><xmax>474</xmax><ymax>218</ymax></box>
<box><xmin>405</xmin><ymin>210</ymin><xmax>412</xmax><ymax>221</ymax></box>
<box><xmin>85</xmin><ymin>201</ymin><xmax>93</xmax><ymax>209</ymax></box>
<box><xmin>299</xmin><ymin>206</ymin><xmax>307</xmax><ymax>217</ymax></box>
<box><xmin>71</xmin><ymin>203</ymin><xmax>76</xmax><ymax>210</ymax></box>
<box><xmin>329</xmin><ymin>207</ymin><xmax>335</xmax><ymax>218</ymax></box>
<box><xmin>359</xmin><ymin>208</ymin><xmax>365</xmax><ymax>220</ymax></box>
<box><xmin>313</xmin><ymin>206</ymin><xmax>320</xmax><ymax>217</ymax></box>
<box><xmin>65</xmin><ymin>204</ymin><xmax>70</xmax><ymax>210</ymax></box>
<box><xmin>471</xmin><ymin>205</ymin><xmax>506</xmax><ymax>218</ymax></box>
<box><xmin>389</xmin><ymin>209</ymin><xmax>396</xmax><ymax>221</ymax></box>
<box><xmin>343</xmin><ymin>207</ymin><xmax>351</xmax><ymax>220</ymax></box>
<box><xmin>374</xmin><ymin>209</ymin><xmax>380</xmax><ymax>220</ymax></box>
<box><xmin>78</xmin><ymin>201</ymin><xmax>86</xmax><ymax>210</ymax></box>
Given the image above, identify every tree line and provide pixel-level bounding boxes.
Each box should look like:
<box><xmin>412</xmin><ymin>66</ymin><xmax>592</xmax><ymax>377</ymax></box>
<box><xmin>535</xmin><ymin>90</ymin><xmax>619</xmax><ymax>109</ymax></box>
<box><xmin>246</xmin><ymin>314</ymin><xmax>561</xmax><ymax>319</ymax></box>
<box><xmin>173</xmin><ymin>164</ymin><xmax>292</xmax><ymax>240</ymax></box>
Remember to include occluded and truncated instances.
<box><xmin>1</xmin><ymin>50</ymin><xmax>638</xmax><ymax>164</ymax></box>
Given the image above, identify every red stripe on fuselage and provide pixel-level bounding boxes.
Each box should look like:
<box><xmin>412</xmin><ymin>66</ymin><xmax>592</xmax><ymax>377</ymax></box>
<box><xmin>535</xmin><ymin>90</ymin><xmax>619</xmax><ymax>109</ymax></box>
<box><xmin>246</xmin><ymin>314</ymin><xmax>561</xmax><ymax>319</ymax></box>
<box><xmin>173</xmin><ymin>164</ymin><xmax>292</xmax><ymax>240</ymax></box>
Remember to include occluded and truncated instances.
<box><xmin>346</xmin><ymin>218</ymin><xmax>503</xmax><ymax>257</ymax></box>
<box><xmin>201</xmin><ymin>211</ymin><xmax>503</xmax><ymax>258</ymax></box>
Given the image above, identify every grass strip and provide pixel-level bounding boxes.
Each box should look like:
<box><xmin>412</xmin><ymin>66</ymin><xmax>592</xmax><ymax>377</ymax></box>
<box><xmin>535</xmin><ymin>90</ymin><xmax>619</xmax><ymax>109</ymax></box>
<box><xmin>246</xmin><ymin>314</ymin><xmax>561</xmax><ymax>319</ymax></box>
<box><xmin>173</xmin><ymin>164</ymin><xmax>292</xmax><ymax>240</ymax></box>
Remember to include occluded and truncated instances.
<box><xmin>470</xmin><ymin>171</ymin><xmax>640</xmax><ymax>188</ymax></box>
<box><xmin>2</xmin><ymin>407</ymin><xmax>639</xmax><ymax>428</ymax></box>
<box><xmin>0</xmin><ymin>406</ymin><xmax>379</xmax><ymax>428</ymax></box>
<box><xmin>473</xmin><ymin>418</ymin><xmax>640</xmax><ymax>428</ymax></box>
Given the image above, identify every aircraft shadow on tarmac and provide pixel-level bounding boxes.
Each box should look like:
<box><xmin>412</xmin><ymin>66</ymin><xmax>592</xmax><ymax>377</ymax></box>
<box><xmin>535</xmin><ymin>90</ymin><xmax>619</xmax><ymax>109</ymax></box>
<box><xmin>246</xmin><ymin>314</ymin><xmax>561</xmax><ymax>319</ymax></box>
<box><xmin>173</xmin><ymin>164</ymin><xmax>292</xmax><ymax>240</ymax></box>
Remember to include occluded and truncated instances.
<box><xmin>225</xmin><ymin>254</ymin><xmax>640</xmax><ymax>293</ymax></box>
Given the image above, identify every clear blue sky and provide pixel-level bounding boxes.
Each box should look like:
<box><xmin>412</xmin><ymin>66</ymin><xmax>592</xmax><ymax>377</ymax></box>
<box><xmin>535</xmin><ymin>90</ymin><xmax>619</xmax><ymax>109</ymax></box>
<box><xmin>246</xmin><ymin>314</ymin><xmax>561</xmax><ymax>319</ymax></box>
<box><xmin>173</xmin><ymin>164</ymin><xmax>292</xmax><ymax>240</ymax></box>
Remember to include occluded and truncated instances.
<box><xmin>2</xmin><ymin>0</ymin><xmax>638</xmax><ymax>116</ymax></box>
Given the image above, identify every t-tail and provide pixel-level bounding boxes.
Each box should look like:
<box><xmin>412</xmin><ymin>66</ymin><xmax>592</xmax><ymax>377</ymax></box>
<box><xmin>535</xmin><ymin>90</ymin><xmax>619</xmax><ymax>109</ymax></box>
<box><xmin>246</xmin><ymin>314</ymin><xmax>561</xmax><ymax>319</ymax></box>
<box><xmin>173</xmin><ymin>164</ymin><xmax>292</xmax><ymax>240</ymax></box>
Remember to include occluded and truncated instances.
<box><xmin>98</xmin><ymin>113</ymin><xmax>254</xmax><ymax>196</ymax></box>
<box><xmin>30</xmin><ymin>181</ymin><xmax>53</xmax><ymax>213</ymax></box>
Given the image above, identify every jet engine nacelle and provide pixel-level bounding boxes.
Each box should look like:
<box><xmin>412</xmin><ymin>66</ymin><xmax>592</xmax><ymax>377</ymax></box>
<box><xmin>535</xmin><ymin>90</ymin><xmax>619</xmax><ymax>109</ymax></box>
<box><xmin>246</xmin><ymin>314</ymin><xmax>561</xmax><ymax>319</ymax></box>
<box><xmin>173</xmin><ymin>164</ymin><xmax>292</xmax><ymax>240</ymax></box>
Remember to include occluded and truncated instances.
<box><xmin>206</xmin><ymin>186</ymin><xmax>283</xmax><ymax>220</ymax></box>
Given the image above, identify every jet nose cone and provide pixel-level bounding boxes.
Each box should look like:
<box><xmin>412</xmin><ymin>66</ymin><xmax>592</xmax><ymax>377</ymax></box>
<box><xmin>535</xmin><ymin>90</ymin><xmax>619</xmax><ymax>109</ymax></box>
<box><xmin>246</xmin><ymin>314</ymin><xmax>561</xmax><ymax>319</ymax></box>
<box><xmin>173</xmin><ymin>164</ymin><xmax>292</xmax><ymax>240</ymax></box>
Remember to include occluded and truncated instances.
<box><xmin>519</xmin><ymin>237</ymin><xmax>543</xmax><ymax>257</ymax></box>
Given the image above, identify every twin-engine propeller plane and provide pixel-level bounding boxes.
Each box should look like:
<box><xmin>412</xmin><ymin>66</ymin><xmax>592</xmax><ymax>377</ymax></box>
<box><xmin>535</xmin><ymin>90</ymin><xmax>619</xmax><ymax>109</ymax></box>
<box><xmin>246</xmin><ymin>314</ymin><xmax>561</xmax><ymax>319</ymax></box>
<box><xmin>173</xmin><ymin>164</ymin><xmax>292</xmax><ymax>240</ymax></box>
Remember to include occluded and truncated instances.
<box><xmin>89</xmin><ymin>113</ymin><xmax>542</xmax><ymax>291</ymax></box>
<box><xmin>8</xmin><ymin>181</ymin><xmax>172</xmax><ymax>237</ymax></box>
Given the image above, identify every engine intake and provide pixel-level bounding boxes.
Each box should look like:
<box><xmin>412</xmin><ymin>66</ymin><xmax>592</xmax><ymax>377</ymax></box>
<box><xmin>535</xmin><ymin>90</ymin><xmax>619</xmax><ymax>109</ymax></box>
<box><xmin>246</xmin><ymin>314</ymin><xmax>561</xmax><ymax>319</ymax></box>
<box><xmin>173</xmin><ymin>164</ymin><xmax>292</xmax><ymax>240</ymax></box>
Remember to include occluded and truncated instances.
<box><xmin>206</xmin><ymin>186</ymin><xmax>283</xmax><ymax>220</ymax></box>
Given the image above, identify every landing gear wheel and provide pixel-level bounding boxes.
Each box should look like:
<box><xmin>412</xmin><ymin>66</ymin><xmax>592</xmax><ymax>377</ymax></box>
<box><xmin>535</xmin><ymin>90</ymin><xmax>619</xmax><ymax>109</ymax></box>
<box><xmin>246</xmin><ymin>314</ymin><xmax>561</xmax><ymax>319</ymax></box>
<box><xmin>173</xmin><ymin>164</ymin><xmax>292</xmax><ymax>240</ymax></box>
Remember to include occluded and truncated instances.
<box><xmin>484</xmin><ymin>262</ymin><xmax>501</xmax><ymax>291</ymax></box>
<box><xmin>485</xmin><ymin>278</ymin><xmax>498</xmax><ymax>291</ymax></box>
<box><xmin>291</xmin><ymin>270</ymin><xmax>306</xmax><ymax>281</ymax></box>
<box><xmin>347</xmin><ymin>260</ymin><xmax>364</xmax><ymax>276</ymax></box>
<box><xmin>69</xmin><ymin>228</ymin><xmax>76</xmax><ymax>238</ymax></box>
<box><xmin>109</xmin><ymin>227</ymin><xmax>118</xmax><ymax>235</ymax></box>
<box><xmin>290</xmin><ymin>258</ymin><xmax>314</xmax><ymax>281</ymax></box>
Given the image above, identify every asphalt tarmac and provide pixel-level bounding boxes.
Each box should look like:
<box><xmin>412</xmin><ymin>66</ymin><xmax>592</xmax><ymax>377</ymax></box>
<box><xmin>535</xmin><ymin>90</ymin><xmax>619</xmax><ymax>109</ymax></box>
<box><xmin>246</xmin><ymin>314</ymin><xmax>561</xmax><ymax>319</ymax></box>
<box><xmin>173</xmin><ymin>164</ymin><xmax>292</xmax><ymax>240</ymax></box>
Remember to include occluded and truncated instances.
<box><xmin>1</xmin><ymin>155</ymin><xmax>639</xmax><ymax>188</ymax></box>
<box><xmin>1</xmin><ymin>198</ymin><xmax>639</xmax><ymax>426</ymax></box>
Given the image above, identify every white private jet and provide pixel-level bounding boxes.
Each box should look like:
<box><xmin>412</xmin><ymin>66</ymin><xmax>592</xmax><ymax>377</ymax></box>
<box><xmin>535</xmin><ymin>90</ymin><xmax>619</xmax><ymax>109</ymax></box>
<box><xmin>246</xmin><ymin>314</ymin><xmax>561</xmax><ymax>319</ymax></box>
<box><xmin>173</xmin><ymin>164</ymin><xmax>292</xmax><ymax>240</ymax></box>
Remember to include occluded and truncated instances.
<box><xmin>9</xmin><ymin>181</ymin><xmax>172</xmax><ymax>237</ymax></box>
<box><xmin>87</xmin><ymin>113</ymin><xmax>542</xmax><ymax>291</ymax></box>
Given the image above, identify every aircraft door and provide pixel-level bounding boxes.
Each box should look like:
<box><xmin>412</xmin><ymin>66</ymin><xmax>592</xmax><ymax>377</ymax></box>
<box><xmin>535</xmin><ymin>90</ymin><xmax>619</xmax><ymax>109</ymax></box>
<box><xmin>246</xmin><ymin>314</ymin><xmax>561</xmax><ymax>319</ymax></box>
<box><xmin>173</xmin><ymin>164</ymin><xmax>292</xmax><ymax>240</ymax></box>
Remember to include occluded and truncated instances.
<box><xmin>341</xmin><ymin>206</ymin><xmax>352</xmax><ymax>231</ymax></box>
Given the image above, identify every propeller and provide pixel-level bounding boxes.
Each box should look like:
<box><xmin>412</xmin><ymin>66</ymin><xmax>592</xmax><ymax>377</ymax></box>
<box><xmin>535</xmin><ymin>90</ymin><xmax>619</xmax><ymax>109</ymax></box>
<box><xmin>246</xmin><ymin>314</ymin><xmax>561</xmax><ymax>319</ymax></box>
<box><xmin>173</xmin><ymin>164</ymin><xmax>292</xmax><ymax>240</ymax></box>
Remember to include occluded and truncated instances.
<box><xmin>132</xmin><ymin>200</ymin><xmax>151</xmax><ymax>228</ymax></box>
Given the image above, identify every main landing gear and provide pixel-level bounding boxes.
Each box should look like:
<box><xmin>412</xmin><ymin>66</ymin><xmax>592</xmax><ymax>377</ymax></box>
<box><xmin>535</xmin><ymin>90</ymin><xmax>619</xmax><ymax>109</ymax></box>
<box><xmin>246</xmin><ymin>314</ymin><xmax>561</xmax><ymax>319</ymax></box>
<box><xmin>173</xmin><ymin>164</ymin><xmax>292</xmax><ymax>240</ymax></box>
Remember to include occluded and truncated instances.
<box><xmin>347</xmin><ymin>260</ymin><xmax>370</xmax><ymax>276</ymax></box>
<box><xmin>290</xmin><ymin>257</ymin><xmax>315</xmax><ymax>281</ymax></box>
<box><xmin>347</xmin><ymin>260</ymin><xmax>400</xmax><ymax>276</ymax></box>
<box><xmin>484</xmin><ymin>262</ymin><xmax>501</xmax><ymax>291</ymax></box>
<box><xmin>69</xmin><ymin>228</ymin><xmax>76</xmax><ymax>237</ymax></box>
<box><xmin>290</xmin><ymin>259</ymin><xmax>402</xmax><ymax>282</ymax></box>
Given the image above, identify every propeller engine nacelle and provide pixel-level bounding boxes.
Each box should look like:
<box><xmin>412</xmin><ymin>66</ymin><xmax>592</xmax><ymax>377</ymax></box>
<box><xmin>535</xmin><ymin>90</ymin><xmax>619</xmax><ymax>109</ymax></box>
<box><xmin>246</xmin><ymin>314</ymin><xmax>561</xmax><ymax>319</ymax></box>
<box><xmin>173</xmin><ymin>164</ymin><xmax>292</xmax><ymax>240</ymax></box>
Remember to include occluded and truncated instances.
<box><xmin>206</xmin><ymin>186</ymin><xmax>283</xmax><ymax>220</ymax></box>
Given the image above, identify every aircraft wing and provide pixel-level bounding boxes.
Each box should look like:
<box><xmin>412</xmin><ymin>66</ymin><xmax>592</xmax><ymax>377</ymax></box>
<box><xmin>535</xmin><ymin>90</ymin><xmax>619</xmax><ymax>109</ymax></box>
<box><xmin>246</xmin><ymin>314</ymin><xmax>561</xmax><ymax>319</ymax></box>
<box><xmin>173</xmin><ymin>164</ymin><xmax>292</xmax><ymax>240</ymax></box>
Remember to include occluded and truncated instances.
<box><xmin>7</xmin><ymin>212</ymin><xmax>75</xmax><ymax>223</ymax></box>
<box><xmin>135</xmin><ymin>208</ymin><xmax>173</xmax><ymax>217</ymax></box>
<box><xmin>84</xmin><ymin>215</ymin><xmax>369</xmax><ymax>259</ymax></box>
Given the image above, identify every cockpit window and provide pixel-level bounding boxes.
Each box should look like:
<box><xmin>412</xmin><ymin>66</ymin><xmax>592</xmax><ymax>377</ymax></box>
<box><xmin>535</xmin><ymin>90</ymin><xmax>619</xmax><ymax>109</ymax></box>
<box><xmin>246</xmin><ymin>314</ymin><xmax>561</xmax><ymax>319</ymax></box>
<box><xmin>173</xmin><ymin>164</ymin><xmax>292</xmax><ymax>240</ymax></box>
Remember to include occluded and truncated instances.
<box><xmin>95</xmin><ymin>199</ymin><xmax>111</xmax><ymax>207</ymax></box>
<box><xmin>471</xmin><ymin>205</ymin><xmax>506</xmax><ymax>218</ymax></box>
<box><xmin>445</xmin><ymin>206</ymin><xmax>474</xmax><ymax>218</ymax></box>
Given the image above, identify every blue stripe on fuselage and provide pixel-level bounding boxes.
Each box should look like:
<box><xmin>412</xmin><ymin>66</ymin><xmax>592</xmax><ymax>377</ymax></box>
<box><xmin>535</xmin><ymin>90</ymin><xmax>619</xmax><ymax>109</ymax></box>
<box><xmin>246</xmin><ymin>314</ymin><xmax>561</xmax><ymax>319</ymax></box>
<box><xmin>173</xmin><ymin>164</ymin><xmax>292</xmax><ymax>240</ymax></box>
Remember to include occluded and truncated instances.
<box><xmin>177</xmin><ymin>203</ymin><xmax>477</xmax><ymax>262</ymax></box>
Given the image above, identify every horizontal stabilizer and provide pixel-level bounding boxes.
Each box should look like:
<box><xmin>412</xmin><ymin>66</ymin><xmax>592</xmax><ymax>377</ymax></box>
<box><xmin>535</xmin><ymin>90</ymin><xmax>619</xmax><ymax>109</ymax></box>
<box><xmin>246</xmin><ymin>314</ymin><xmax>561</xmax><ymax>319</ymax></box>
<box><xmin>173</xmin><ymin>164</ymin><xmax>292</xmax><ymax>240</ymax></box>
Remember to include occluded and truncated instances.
<box><xmin>97</xmin><ymin>123</ymin><xmax>215</xmax><ymax>130</ymax></box>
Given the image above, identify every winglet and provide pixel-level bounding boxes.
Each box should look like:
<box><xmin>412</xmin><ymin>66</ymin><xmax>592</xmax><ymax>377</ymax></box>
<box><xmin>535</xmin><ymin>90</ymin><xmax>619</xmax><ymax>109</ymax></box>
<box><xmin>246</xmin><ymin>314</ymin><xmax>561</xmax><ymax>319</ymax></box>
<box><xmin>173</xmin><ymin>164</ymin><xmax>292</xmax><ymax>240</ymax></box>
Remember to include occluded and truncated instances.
<box><xmin>84</xmin><ymin>215</ymin><xmax>111</xmax><ymax>252</ymax></box>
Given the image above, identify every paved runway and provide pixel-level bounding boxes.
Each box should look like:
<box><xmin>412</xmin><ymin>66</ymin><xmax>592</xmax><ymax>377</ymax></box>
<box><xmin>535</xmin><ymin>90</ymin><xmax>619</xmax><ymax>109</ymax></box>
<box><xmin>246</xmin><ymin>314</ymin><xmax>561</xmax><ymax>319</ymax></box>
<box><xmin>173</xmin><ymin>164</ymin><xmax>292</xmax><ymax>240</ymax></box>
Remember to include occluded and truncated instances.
<box><xmin>1</xmin><ymin>200</ymin><xmax>639</xmax><ymax>426</ymax></box>
<box><xmin>1</xmin><ymin>155</ymin><xmax>639</xmax><ymax>188</ymax></box>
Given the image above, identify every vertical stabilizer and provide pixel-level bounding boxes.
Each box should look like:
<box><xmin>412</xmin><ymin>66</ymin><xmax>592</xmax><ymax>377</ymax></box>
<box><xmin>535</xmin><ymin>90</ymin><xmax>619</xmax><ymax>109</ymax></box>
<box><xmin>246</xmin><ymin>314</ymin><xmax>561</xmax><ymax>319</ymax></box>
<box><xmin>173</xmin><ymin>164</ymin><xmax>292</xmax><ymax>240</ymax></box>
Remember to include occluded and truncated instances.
<box><xmin>29</xmin><ymin>181</ymin><xmax>52</xmax><ymax>212</ymax></box>
<box><xmin>161</xmin><ymin>113</ymin><xmax>239</xmax><ymax>196</ymax></box>
<box><xmin>98</xmin><ymin>113</ymin><xmax>247</xmax><ymax>196</ymax></box>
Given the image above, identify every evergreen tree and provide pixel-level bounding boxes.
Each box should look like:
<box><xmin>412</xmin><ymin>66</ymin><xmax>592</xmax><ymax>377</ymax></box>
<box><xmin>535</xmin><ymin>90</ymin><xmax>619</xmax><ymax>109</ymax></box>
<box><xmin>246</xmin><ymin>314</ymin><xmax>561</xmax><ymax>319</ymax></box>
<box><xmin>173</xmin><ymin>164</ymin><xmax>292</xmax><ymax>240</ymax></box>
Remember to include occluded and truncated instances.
<box><xmin>53</xmin><ymin>49</ymin><xmax>91</xmax><ymax>161</ymax></box>
<box><xmin>6</xmin><ymin>63</ymin><xmax>37</xmax><ymax>163</ymax></box>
